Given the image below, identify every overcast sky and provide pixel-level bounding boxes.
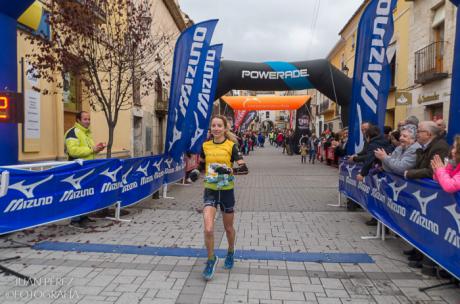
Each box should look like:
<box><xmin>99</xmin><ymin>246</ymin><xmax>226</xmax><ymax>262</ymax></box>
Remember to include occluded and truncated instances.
<box><xmin>177</xmin><ymin>0</ymin><xmax>364</xmax><ymax>62</ymax></box>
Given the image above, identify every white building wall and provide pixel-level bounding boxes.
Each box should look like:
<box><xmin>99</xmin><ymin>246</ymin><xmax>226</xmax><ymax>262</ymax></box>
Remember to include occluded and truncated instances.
<box><xmin>407</xmin><ymin>0</ymin><xmax>456</xmax><ymax>126</ymax></box>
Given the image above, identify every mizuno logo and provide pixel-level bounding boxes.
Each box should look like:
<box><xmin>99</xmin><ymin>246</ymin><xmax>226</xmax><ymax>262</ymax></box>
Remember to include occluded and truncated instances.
<box><xmin>100</xmin><ymin>166</ymin><xmax>122</xmax><ymax>182</ymax></box>
<box><xmin>168</xmin><ymin>110</ymin><xmax>182</xmax><ymax>150</ymax></box>
<box><xmin>122</xmin><ymin>167</ymin><xmax>133</xmax><ymax>185</ymax></box>
<box><xmin>373</xmin><ymin>175</ymin><xmax>386</xmax><ymax>192</ymax></box>
<box><xmin>412</xmin><ymin>190</ymin><xmax>437</xmax><ymax>216</ymax></box>
<box><xmin>346</xmin><ymin>165</ymin><xmax>356</xmax><ymax>178</ymax></box>
<box><xmin>165</xmin><ymin>158</ymin><xmax>173</xmax><ymax>169</ymax></box>
<box><xmin>153</xmin><ymin>159</ymin><xmax>163</xmax><ymax>171</ymax></box>
<box><xmin>354</xmin><ymin>104</ymin><xmax>364</xmax><ymax>154</ymax></box>
<box><xmin>360</xmin><ymin>0</ymin><xmax>393</xmax><ymax>115</ymax></box>
<box><xmin>445</xmin><ymin>204</ymin><xmax>460</xmax><ymax>233</ymax></box>
<box><xmin>136</xmin><ymin>161</ymin><xmax>150</xmax><ymax>177</ymax></box>
<box><xmin>196</xmin><ymin>49</ymin><xmax>216</xmax><ymax>119</ymax></box>
<box><xmin>177</xmin><ymin>26</ymin><xmax>207</xmax><ymax>117</ymax></box>
<box><xmin>190</xmin><ymin>112</ymin><xmax>203</xmax><ymax>148</ymax></box>
<box><xmin>444</xmin><ymin>203</ymin><xmax>460</xmax><ymax>248</ymax></box>
<box><xmin>8</xmin><ymin>175</ymin><xmax>54</xmax><ymax>199</ymax></box>
<box><xmin>388</xmin><ymin>181</ymin><xmax>407</xmax><ymax>201</ymax></box>
<box><xmin>62</xmin><ymin>169</ymin><xmax>95</xmax><ymax>190</ymax></box>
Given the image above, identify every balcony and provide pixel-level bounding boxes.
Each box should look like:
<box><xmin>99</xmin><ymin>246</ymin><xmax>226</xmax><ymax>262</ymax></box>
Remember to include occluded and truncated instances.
<box><xmin>318</xmin><ymin>99</ymin><xmax>334</xmax><ymax>114</ymax></box>
<box><xmin>155</xmin><ymin>99</ymin><xmax>168</xmax><ymax>116</ymax></box>
<box><xmin>415</xmin><ymin>41</ymin><xmax>448</xmax><ymax>84</ymax></box>
<box><xmin>69</xmin><ymin>0</ymin><xmax>106</xmax><ymax>22</ymax></box>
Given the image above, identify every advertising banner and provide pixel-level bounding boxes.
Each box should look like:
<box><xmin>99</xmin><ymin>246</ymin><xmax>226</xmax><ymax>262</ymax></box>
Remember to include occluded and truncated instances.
<box><xmin>347</xmin><ymin>0</ymin><xmax>397</xmax><ymax>154</ymax></box>
<box><xmin>0</xmin><ymin>153</ymin><xmax>188</xmax><ymax>235</ymax></box>
<box><xmin>187</xmin><ymin>44</ymin><xmax>223</xmax><ymax>154</ymax></box>
<box><xmin>119</xmin><ymin>156</ymin><xmax>162</xmax><ymax>208</ymax></box>
<box><xmin>339</xmin><ymin>161</ymin><xmax>460</xmax><ymax>279</ymax></box>
<box><xmin>293</xmin><ymin>103</ymin><xmax>311</xmax><ymax>153</ymax></box>
<box><xmin>164</xmin><ymin>19</ymin><xmax>218</xmax><ymax>161</ymax></box>
<box><xmin>163</xmin><ymin>155</ymin><xmax>186</xmax><ymax>184</ymax></box>
<box><xmin>234</xmin><ymin>110</ymin><xmax>248</xmax><ymax>130</ymax></box>
<box><xmin>447</xmin><ymin>0</ymin><xmax>459</xmax><ymax>144</ymax></box>
<box><xmin>0</xmin><ymin>159</ymin><xmax>119</xmax><ymax>234</ymax></box>
<box><xmin>240</xmin><ymin>111</ymin><xmax>257</xmax><ymax>131</ymax></box>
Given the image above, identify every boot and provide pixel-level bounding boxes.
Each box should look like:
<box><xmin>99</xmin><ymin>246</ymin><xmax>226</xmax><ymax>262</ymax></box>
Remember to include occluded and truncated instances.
<box><xmin>403</xmin><ymin>248</ymin><xmax>416</xmax><ymax>256</ymax></box>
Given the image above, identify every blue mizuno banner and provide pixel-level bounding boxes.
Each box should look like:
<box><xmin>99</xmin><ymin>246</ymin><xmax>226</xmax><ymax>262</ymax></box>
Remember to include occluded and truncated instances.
<box><xmin>188</xmin><ymin>44</ymin><xmax>223</xmax><ymax>154</ymax></box>
<box><xmin>0</xmin><ymin>153</ymin><xmax>187</xmax><ymax>235</ymax></box>
<box><xmin>347</xmin><ymin>0</ymin><xmax>397</xmax><ymax>154</ymax></box>
<box><xmin>1</xmin><ymin>159</ymin><xmax>120</xmax><ymax>234</ymax></box>
<box><xmin>163</xmin><ymin>155</ymin><xmax>186</xmax><ymax>184</ymax></box>
<box><xmin>338</xmin><ymin>161</ymin><xmax>460</xmax><ymax>279</ymax></box>
<box><xmin>119</xmin><ymin>156</ymin><xmax>161</xmax><ymax>208</ymax></box>
<box><xmin>447</xmin><ymin>0</ymin><xmax>459</xmax><ymax>144</ymax></box>
<box><xmin>164</xmin><ymin>19</ymin><xmax>219</xmax><ymax>161</ymax></box>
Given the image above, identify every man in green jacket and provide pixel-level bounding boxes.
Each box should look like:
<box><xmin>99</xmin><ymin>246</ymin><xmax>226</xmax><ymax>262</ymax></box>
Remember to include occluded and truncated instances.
<box><xmin>65</xmin><ymin>111</ymin><xmax>105</xmax><ymax>228</ymax></box>
<box><xmin>65</xmin><ymin>111</ymin><xmax>105</xmax><ymax>160</ymax></box>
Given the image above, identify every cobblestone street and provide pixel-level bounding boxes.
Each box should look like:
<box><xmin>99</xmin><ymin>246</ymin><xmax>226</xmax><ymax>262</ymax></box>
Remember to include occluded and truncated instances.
<box><xmin>1</xmin><ymin>146</ymin><xmax>459</xmax><ymax>304</ymax></box>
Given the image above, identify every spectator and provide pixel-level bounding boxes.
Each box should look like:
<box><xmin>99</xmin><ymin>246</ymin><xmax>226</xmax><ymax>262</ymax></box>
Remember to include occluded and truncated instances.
<box><xmin>300</xmin><ymin>143</ymin><xmax>308</xmax><ymax>164</ymax></box>
<box><xmin>432</xmin><ymin>135</ymin><xmax>460</xmax><ymax>193</ymax></box>
<box><xmin>405</xmin><ymin>115</ymin><xmax>419</xmax><ymax>128</ymax></box>
<box><xmin>389</xmin><ymin>130</ymin><xmax>400</xmax><ymax>148</ymax></box>
<box><xmin>397</xmin><ymin>120</ymin><xmax>406</xmax><ymax>131</ymax></box>
<box><xmin>349</xmin><ymin>122</ymin><xmax>371</xmax><ymax>163</ymax></box>
<box><xmin>276</xmin><ymin>132</ymin><xmax>284</xmax><ymax>148</ymax></box>
<box><xmin>383</xmin><ymin>126</ymin><xmax>393</xmax><ymax>143</ymax></box>
<box><xmin>65</xmin><ymin>111</ymin><xmax>105</xmax><ymax>161</ymax></box>
<box><xmin>64</xmin><ymin>111</ymin><xmax>105</xmax><ymax>228</ymax></box>
<box><xmin>356</xmin><ymin>125</ymin><xmax>393</xmax><ymax>181</ymax></box>
<box><xmin>334</xmin><ymin>128</ymin><xmax>348</xmax><ymax>158</ymax></box>
<box><xmin>404</xmin><ymin>121</ymin><xmax>450</xmax><ymax>179</ymax></box>
<box><xmin>375</xmin><ymin>126</ymin><xmax>421</xmax><ymax>176</ymax></box>
<box><xmin>435</xmin><ymin>119</ymin><xmax>447</xmax><ymax>138</ymax></box>
<box><xmin>308</xmin><ymin>134</ymin><xmax>318</xmax><ymax>164</ymax></box>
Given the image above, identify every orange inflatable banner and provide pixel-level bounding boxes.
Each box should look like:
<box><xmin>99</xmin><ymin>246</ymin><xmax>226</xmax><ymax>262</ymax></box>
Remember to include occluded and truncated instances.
<box><xmin>222</xmin><ymin>95</ymin><xmax>310</xmax><ymax>111</ymax></box>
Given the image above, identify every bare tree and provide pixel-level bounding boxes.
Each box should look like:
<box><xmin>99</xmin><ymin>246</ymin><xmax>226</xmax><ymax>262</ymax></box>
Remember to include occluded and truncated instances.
<box><xmin>24</xmin><ymin>0</ymin><xmax>174</xmax><ymax>157</ymax></box>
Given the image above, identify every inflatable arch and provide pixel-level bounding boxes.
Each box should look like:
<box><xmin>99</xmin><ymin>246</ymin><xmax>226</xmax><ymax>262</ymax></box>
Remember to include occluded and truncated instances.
<box><xmin>215</xmin><ymin>59</ymin><xmax>352</xmax><ymax>124</ymax></box>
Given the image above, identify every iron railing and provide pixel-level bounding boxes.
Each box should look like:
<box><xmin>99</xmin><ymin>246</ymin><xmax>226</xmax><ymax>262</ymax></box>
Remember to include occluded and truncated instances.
<box><xmin>415</xmin><ymin>41</ymin><xmax>448</xmax><ymax>84</ymax></box>
<box><xmin>318</xmin><ymin>99</ymin><xmax>331</xmax><ymax>114</ymax></box>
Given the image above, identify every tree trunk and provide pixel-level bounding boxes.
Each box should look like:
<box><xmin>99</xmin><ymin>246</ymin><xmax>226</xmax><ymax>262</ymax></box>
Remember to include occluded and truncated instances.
<box><xmin>106</xmin><ymin>124</ymin><xmax>114</xmax><ymax>158</ymax></box>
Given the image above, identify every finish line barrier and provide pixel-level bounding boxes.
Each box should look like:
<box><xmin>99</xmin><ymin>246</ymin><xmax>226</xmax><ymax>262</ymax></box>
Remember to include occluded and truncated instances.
<box><xmin>0</xmin><ymin>154</ymin><xmax>185</xmax><ymax>235</ymax></box>
<box><xmin>338</xmin><ymin>160</ymin><xmax>460</xmax><ymax>280</ymax></box>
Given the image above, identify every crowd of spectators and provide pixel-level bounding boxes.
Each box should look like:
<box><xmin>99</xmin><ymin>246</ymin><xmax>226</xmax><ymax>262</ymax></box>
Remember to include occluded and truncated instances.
<box><xmin>339</xmin><ymin>116</ymin><xmax>458</xmax><ymax>279</ymax></box>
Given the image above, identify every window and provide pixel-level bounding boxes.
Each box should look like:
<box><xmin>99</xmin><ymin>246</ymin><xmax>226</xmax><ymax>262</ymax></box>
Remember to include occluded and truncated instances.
<box><xmin>266</xmin><ymin>111</ymin><xmax>270</xmax><ymax>119</ymax></box>
<box><xmin>133</xmin><ymin>77</ymin><xmax>141</xmax><ymax>106</ymax></box>
<box><xmin>62</xmin><ymin>70</ymin><xmax>81</xmax><ymax>112</ymax></box>
<box><xmin>433</xmin><ymin>4</ymin><xmax>445</xmax><ymax>73</ymax></box>
<box><xmin>145</xmin><ymin>126</ymin><xmax>152</xmax><ymax>152</ymax></box>
<box><xmin>155</xmin><ymin>77</ymin><xmax>163</xmax><ymax>101</ymax></box>
<box><xmin>390</xmin><ymin>53</ymin><xmax>396</xmax><ymax>88</ymax></box>
<box><xmin>425</xmin><ymin>104</ymin><xmax>443</xmax><ymax>121</ymax></box>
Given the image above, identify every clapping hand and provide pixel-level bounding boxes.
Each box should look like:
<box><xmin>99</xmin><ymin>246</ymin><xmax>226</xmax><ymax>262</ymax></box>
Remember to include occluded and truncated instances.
<box><xmin>374</xmin><ymin>148</ymin><xmax>388</xmax><ymax>161</ymax></box>
<box><xmin>431</xmin><ymin>154</ymin><xmax>445</xmax><ymax>171</ymax></box>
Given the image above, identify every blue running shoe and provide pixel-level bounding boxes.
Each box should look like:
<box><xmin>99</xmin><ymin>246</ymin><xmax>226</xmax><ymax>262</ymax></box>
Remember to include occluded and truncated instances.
<box><xmin>224</xmin><ymin>251</ymin><xmax>234</xmax><ymax>269</ymax></box>
<box><xmin>202</xmin><ymin>256</ymin><xmax>218</xmax><ymax>280</ymax></box>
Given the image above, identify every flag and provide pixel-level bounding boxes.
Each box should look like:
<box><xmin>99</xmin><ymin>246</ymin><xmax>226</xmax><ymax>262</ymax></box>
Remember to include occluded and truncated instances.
<box><xmin>240</xmin><ymin>111</ymin><xmax>257</xmax><ymax>131</ymax></box>
<box><xmin>164</xmin><ymin>19</ymin><xmax>218</xmax><ymax>161</ymax></box>
<box><xmin>234</xmin><ymin>110</ymin><xmax>248</xmax><ymax>130</ymax></box>
<box><xmin>347</xmin><ymin>0</ymin><xmax>397</xmax><ymax>154</ymax></box>
<box><xmin>187</xmin><ymin>44</ymin><xmax>223</xmax><ymax>153</ymax></box>
<box><xmin>447</xmin><ymin>0</ymin><xmax>459</xmax><ymax>143</ymax></box>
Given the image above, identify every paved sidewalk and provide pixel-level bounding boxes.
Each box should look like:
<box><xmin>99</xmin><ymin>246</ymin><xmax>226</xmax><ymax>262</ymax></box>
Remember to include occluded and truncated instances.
<box><xmin>0</xmin><ymin>145</ymin><xmax>459</xmax><ymax>303</ymax></box>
